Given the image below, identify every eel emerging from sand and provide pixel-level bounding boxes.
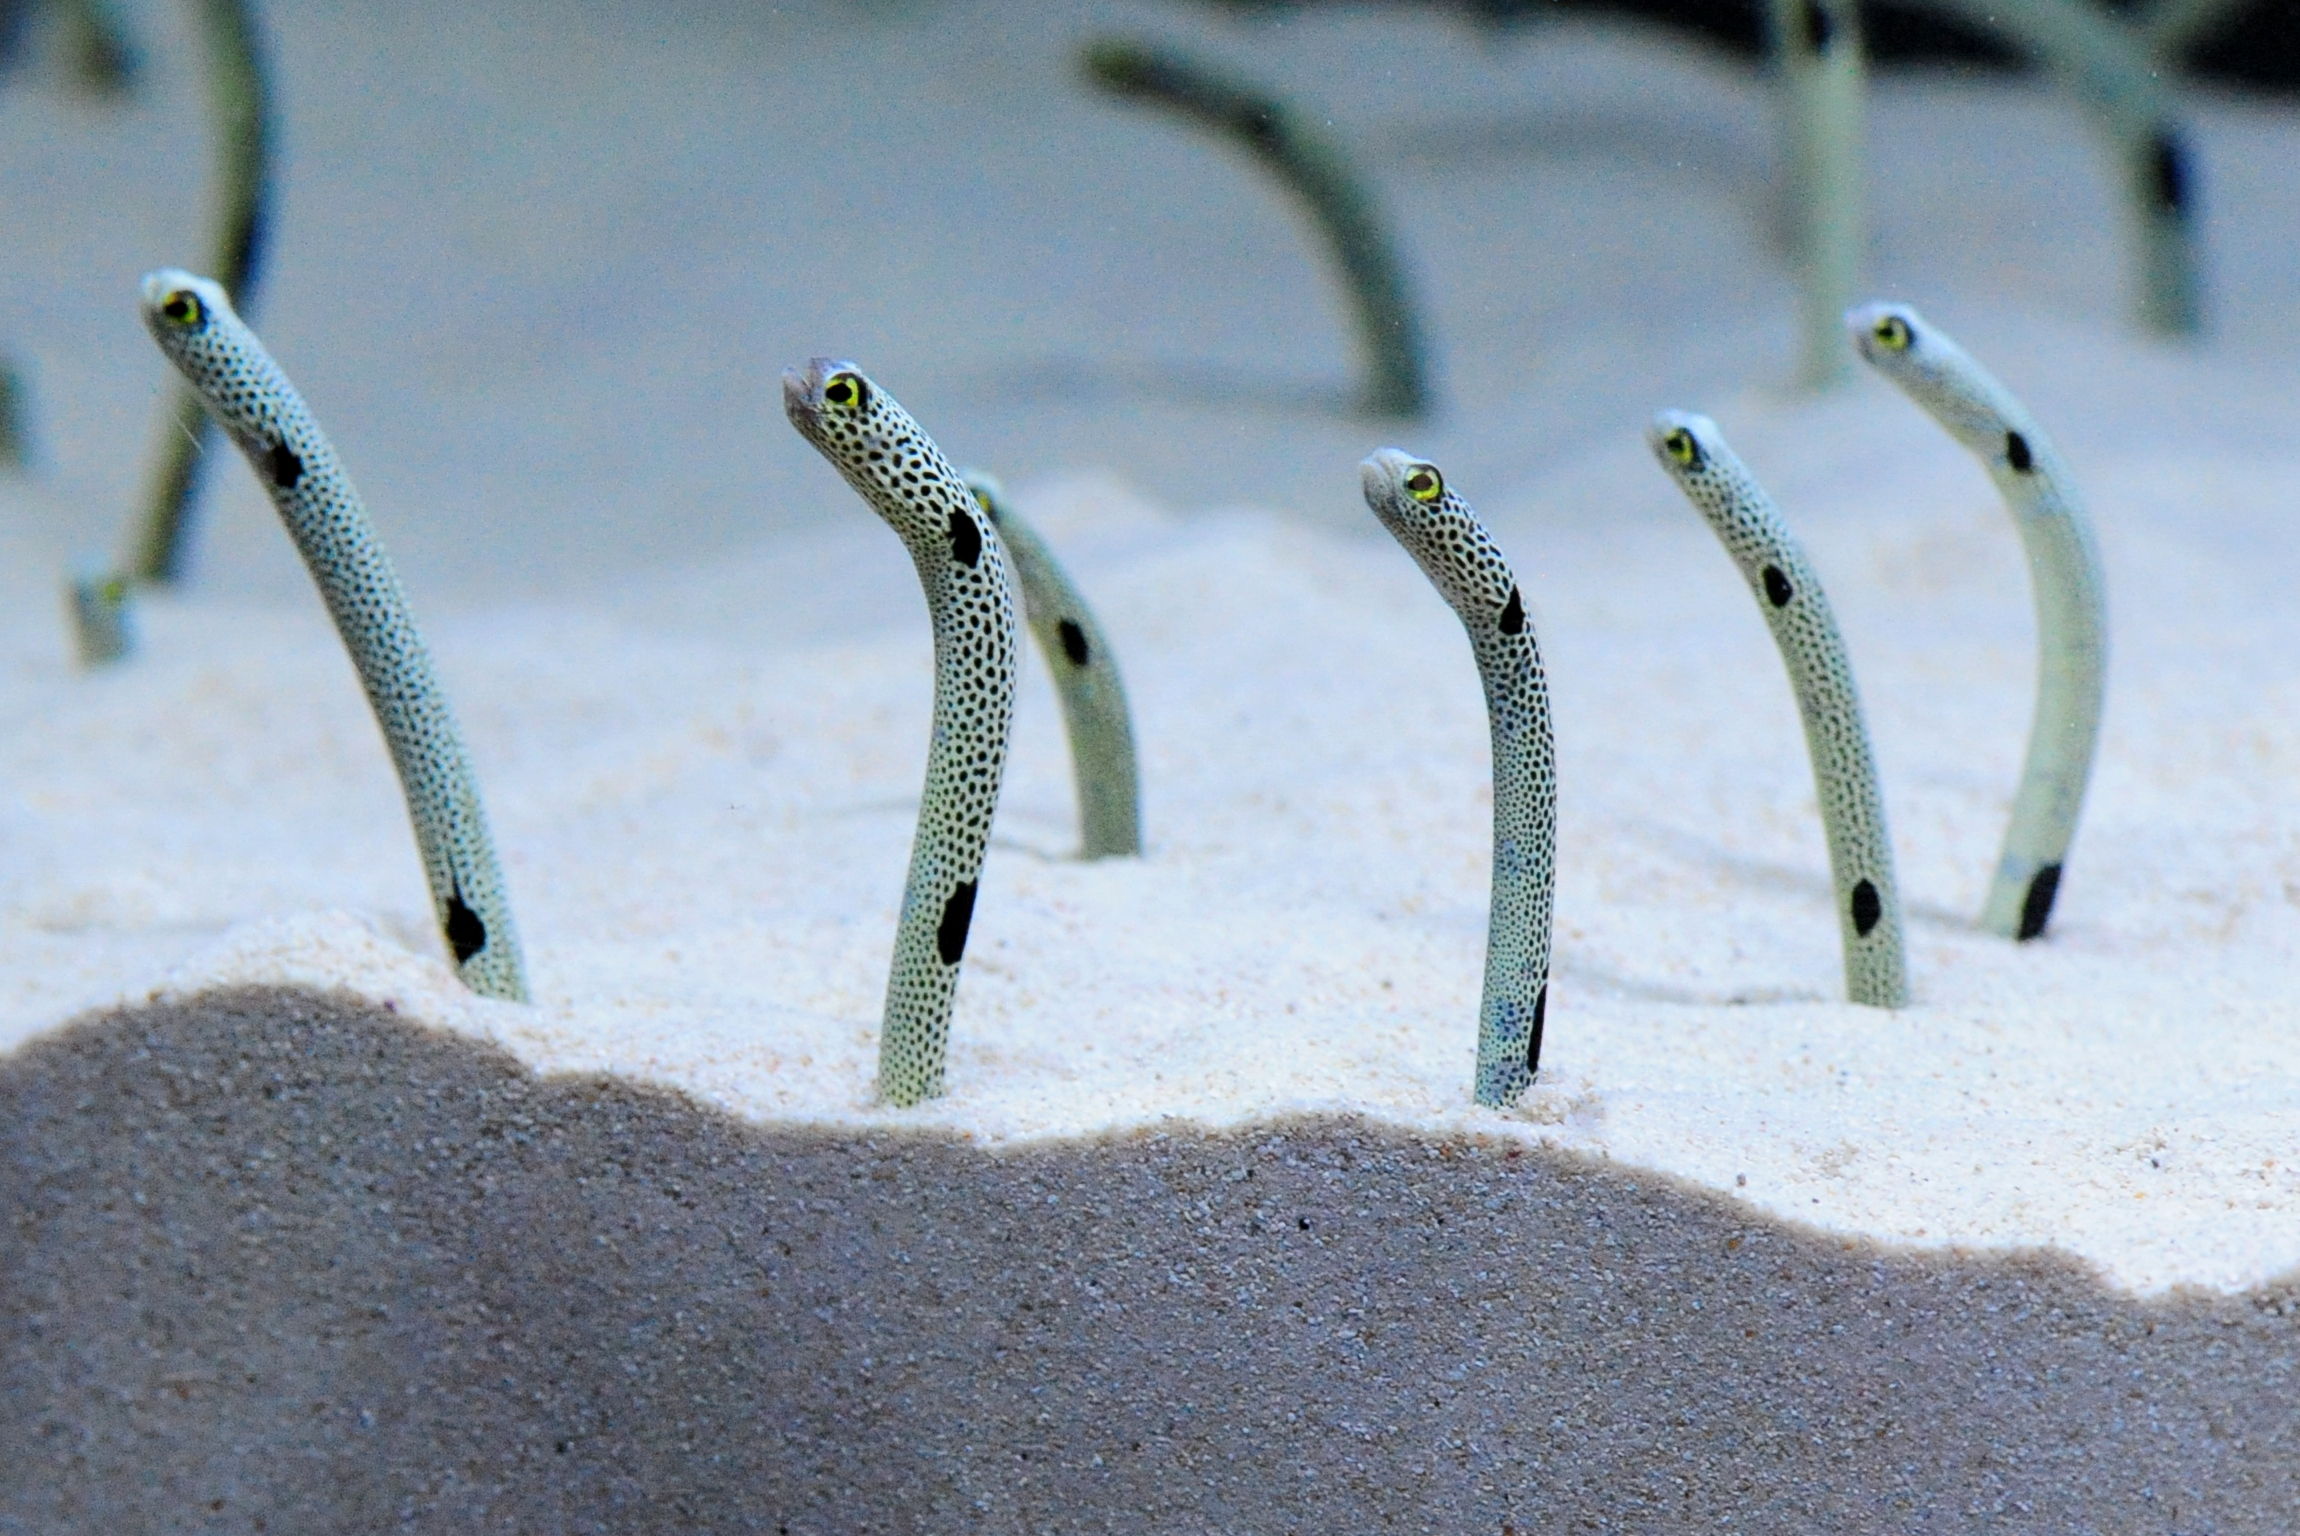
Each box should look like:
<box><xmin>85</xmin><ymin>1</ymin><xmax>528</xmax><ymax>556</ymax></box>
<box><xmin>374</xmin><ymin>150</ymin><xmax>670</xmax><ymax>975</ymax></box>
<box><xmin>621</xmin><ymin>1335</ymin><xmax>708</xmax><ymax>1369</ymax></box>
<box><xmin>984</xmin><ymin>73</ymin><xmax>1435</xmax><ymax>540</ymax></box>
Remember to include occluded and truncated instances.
<box><xmin>785</xmin><ymin>360</ymin><xmax>1019</xmax><ymax>1107</ymax></box>
<box><xmin>127</xmin><ymin>0</ymin><xmax>272</xmax><ymax>589</ymax></box>
<box><xmin>1765</xmin><ymin>0</ymin><xmax>1865</xmax><ymax>390</ymax></box>
<box><xmin>1849</xmin><ymin>301</ymin><xmax>2106</xmax><ymax>941</ymax></box>
<box><xmin>1081</xmin><ymin>36</ymin><xmax>1429</xmax><ymax>421</ymax></box>
<box><xmin>962</xmin><ymin>471</ymin><xmax>1141</xmax><ymax>860</ymax></box>
<box><xmin>138</xmin><ymin>269</ymin><xmax>528</xmax><ymax>1002</ymax></box>
<box><xmin>1360</xmin><ymin>450</ymin><xmax>1556</xmax><ymax>1107</ymax></box>
<box><xmin>1648</xmin><ymin>411</ymin><xmax>1909</xmax><ymax>1008</ymax></box>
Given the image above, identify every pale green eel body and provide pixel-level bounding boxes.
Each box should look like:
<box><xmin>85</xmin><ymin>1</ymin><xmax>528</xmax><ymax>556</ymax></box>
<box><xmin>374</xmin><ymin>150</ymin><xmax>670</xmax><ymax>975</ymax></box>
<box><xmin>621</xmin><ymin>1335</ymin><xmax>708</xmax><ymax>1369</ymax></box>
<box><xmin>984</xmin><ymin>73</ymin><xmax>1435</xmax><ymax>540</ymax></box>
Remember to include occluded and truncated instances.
<box><xmin>1849</xmin><ymin>301</ymin><xmax>2106</xmax><ymax>941</ymax></box>
<box><xmin>0</xmin><ymin>356</ymin><xmax>25</xmax><ymax>467</ymax></box>
<box><xmin>785</xmin><ymin>361</ymin><xmax>1019</xmax><ymax>1107</ymax></box>
<box><xmin>1648</xmin><ymin>412</ymin><xmax>1908</xmax><ymax>1008</ymax></box>
<box><xmin>1360</xmin><ymin>451</ymin><xmax>1556</xmax><ymax>1107</ymax></box>
<box><xmin>1083</xmin><ymin>38</ymin><xmax>1429</xmax><ymax>420</ymax></box>
<box><xmin>1918</xmin><ymin>0</ymin><xmax>2197</xmax><ymax>333</ymax></box>
<box><xmin>138</xmin><ymin>270</ymin><xmax>528</xmax><ymax>1002</ymax></box>
<box><xmin>961</xmin><ymin>472</ymin><xmax>1140</xmax><ymax>860</ymax></box>
<box><xmin>128</xmin><ymin>0</ymin><xmax>274</xmax><ymax>589</ymax></box>
<box><xmin>1766</xmin><ymin>0</ymin><xmax>1865</xmax><ymax>390</ymax></box>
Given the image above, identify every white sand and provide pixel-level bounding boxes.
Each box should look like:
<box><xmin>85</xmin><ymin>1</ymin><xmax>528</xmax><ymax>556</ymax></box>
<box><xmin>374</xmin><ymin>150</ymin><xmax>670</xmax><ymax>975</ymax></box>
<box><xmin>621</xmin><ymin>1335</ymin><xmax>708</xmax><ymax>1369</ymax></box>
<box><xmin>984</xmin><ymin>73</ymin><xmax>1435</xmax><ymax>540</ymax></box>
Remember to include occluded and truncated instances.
<box><xmin>4</xmin><ymin>0</ymin><xmax>2299</xmax><ymax>1299</ymax></box>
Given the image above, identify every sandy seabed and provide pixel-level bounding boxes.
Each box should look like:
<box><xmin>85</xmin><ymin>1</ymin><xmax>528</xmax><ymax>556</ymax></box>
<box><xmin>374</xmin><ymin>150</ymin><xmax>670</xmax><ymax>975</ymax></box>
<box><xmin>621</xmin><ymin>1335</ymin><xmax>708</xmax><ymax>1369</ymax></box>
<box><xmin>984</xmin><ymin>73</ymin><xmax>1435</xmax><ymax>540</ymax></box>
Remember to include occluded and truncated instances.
<box><xmin>6</xmin><ymin>987</ymin><xmax>2297</xmax><ymax>1533</ymax></box>
<box><xmin>5</xmin><ymin>0</ymin><xmax>2300</xmax><ymax>1528</ymax></box>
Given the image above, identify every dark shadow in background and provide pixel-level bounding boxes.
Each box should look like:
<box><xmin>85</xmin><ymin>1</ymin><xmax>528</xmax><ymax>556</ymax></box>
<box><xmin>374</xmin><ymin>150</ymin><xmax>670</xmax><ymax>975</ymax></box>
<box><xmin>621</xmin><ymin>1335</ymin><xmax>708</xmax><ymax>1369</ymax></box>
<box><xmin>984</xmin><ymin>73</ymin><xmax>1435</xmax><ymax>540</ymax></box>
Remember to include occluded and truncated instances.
<box><xmin>1210</xmin><ymin>0</ymin><xmax>2300</xmax><ymax>97</ymax></box>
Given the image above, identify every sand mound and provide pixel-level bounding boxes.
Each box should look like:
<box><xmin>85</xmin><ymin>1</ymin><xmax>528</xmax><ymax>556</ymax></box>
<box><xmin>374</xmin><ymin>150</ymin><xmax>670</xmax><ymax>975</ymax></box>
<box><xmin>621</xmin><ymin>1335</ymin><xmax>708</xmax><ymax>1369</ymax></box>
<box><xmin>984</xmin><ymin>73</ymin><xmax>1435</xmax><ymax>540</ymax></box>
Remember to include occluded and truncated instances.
<box><xmin>6</xmin><ymin>985</ymin><xmax>2294</xmax><ymax>1533</ymax></box>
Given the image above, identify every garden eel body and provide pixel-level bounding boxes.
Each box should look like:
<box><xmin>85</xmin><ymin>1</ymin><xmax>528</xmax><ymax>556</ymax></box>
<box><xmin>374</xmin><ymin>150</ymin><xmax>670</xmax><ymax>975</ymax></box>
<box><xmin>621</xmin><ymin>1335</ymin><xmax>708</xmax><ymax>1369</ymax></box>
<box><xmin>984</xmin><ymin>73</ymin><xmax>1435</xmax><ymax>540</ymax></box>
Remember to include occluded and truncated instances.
<box><xmin>1360</xmin><ymin>450</ymin><xmax>1556</xmax><ymax>1107</ymax></box>
<box><xmin>961</xmin><ymin>472</ymin><xmax>1140</xmax><ymax>860</ymax></box>
<box><xmin>1920</xmin><ymin>0</ymin><xmax>2197</xmax><ymax>334</ymax></box>
<box><xmin>137</xmin><ymin>270</ymin><xmax>528</xmax><ymax>1003</ymax></box>
<box><xmin>130</xmin><ymin>0</ymin><xmax>274</xmax><ymax>588</ymax></box>
<box><xmin>1648</xmin><ymin>412</ymin><xmax>1908</xmax><ymax>1008</ymax></box>
<box><xmin>1849</xmin><ymin>301</ymin><xmax>2107</xmax><ymax>941</ymax></box>
<box><xmin>785</xmin><ymin>360</ymin><xmax>1019</xmax><ymax>1107</ymax></box>
<box><xmin>0</xmin><ymin>356</ymin><xmax>26</xmax><ymax>467</ymax></box>
<box><xmin>1765</xmin><ymin>0</ymin><xmax>1865</xmax><ymax>390</ymax></box>
<box><xmin>1082</xmin><ymin>37</ymin><xmax>1429</xmax><ymax>421</ymax></box>
<box><xmin>77</xmin><ymin>0</ymin><xmax>276</xmax><ymax>666</ymax></box>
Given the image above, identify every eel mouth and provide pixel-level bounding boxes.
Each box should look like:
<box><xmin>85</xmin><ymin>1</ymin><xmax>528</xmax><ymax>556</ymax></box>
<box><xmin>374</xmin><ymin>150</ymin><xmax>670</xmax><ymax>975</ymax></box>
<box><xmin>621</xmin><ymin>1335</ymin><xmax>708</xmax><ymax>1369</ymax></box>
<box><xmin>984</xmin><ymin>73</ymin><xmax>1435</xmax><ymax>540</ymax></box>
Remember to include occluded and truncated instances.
<box><xmin>780</xmin><ymin>364</ymin><xmax>823</xmax><ymax>430</ymax></box>
<box><xmin>781</xmin><ymin>356</ymin><xmax>860</xmax><ymax>435</ymax></box>
<box><xmin>1358</xmin><ymin>447</ymin><xmax>1418</xmax><ymax>506</ymax></box>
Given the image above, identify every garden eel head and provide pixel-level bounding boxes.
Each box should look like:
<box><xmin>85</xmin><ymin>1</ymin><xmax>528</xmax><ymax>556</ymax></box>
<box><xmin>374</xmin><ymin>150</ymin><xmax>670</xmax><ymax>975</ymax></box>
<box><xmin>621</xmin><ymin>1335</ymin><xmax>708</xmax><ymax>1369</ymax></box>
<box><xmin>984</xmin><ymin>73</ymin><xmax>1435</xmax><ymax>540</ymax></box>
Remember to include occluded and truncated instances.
<box><xmin>1844</xmin><ymin>299</ymin><xmax>2011</xmax><ymax>453</ymax></box>
<box><xmin>1359</xmin><ymin>447</ymin><xmax>1450</xmax><ymax>524</ymax></box>
<box><xmin>1359</xmin><ymin>448</ymin><xmax>1518</xmax><ymax>620</ymax></box>
<box><xmin>138</xmin><ymin>268</ymin><xmax>237</xmax><ymax>369</ymax></box>
<box><xmin>961</xmin><ymin>469</ymin><xmax>1007</xmax><ymax>528</ymax></box>
<box><xmin>782</xmin><ymin>356</ymin><xmax>878</xmax><ymax>447</ymax></box>
<box><xmin>1645</xmin><ymin>409</ymin><xmax>1731</xmax><ymax>492</ymax></box>
<box><xmin>1844</xmin><ymin>300</ymin><xmax>1921</xmax><ymax>370</ymax></box>
<box><xmin>784</xmin><ymin>358</ymin><xmax>972</xmax><ymax>555</ymax></box>
<box><xmin>138</xmin><ymin>267</ymin><xmax>287</xmax><ymax>448</ymax></box>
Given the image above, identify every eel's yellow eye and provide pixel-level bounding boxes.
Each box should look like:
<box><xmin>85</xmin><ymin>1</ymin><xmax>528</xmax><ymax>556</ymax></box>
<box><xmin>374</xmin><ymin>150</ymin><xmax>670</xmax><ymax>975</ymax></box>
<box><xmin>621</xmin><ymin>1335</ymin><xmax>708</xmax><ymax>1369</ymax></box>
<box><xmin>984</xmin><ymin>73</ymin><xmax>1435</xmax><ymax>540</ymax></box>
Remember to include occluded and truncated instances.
<box><xmin>821</xmin><ymin>371</ymin><xmax>868</xmax><ymax>410</ymax></box>
<box><xmin>1872</xmin><ymin>314</ymin><xmax>1912</xmax><ymax>351</ymax></box>
<box><xmin>159</xmin><ymin>290</ymin><xmax>204</xmax><ymax>327</ymax></box>
<box><xmin>1663</xmin><ymin>427</ymin><xmax>1701</xmax><ymax>467</ymax></box>
<box><xmin>970</xmin><ymin>485</ymin><xmax>994</xmax><ymax>516</ymax></box>
<box><xmin>1403</xmin><ymin>465</ymin><xmax>1443</xmax><ymax>503</ymax></box>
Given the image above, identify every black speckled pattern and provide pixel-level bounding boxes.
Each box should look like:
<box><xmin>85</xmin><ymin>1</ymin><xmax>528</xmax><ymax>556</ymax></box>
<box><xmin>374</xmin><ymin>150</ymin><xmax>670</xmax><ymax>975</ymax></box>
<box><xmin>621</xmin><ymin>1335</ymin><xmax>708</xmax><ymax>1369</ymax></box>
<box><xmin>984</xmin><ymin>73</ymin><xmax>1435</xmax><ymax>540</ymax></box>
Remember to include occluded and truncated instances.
<box><xmin>965</xmin><ymin>472</ymin><xmax>1141</xmax><ymax>861</ymax></box>
<box><xmin>785</xmin><ymin>361</ymin><xmax>1017</xmax><ymax>1106</ymax></box>
<box><xmin>1848</xmin><ymin>301</ymin><xmax>2107</xmax><ymax>943</ymax></box>
<box><xmin>137</xmin><ymin>269</ymin><xmax>528</xmax><ymax>1003</ymax></box>
<box><xmin>1648</xmin><ymin>411</ymin><xmax>1907</xmax><ymax>1008</ymax></box>
<box><xmin>1360</xmin><ymin>450</ymin><xmax>1557</xmax><ymax>1107</ymax></box>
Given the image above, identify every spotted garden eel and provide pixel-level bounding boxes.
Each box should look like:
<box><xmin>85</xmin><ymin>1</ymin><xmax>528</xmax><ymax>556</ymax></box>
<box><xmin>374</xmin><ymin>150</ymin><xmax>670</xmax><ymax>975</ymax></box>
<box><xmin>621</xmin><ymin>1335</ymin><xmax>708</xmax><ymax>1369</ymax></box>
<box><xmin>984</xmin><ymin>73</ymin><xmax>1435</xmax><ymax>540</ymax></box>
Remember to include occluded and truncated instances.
<box><xmin>75</xmin><ymin>0</ymin><xmax>272</xmax><ymax>665</ymax></box>
<box><xmin>128</xmin><ymin>0</ymin><xmax>273</xmax><ymax>588</ymax></box>
<box><xmin>1082</xmin><ymin>37</ymin><xmax>1428</xmax><ymax>421</ymax></box>
<box><xmin>138</xmin><ymin>270</ymin><xmax>528</xmax><ymax>1003</ymax></box>
<box><xmin>1360</xmin><ymin>450</ymin><xmax>1556</xmax><ymax>1107</ymax></box>
<box><xmin>961</xmin><ymin>472</ymin><xmax>1140</xmax><ymax>860</ymax></box>
<box><xmin>1849</xmin><ymin>301</ymin><xmax>2106</xmax><ymax>942</ymax></box>
<box><xmin>1765</xmin><ymin>0</ymin><xmax>1864</xmax><ymax>390</ymax></box>
<box><xmin>785</xmin><ymin>360</ymin><xmax>1019</xmax><ymax>1107</ymax></box>
<box><xmin>1648</xmin><ymin>411</ymin><xmax>1908</xmax><ymax>1008</ymax></box>
<box><xmin>1916</xmin><ymin>0</ymin><xmax>2197</xmax><ymax>333</ymax></box>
